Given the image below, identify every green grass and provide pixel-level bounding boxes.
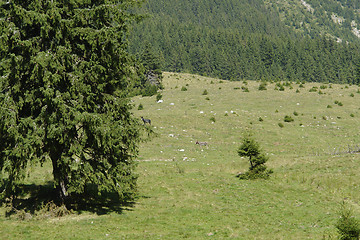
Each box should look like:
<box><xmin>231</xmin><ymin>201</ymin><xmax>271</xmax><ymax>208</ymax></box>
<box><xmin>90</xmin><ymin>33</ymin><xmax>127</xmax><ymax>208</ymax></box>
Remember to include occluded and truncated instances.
<box><xmin>2</xmin><ymin>72</ymin><xmax>360</xmax><ymax>239</ymax></box>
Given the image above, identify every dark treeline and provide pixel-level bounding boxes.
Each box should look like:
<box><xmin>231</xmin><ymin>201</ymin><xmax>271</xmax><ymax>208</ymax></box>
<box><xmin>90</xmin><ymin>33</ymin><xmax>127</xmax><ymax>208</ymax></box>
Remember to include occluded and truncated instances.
<box><xmin>128</xmin><ymin>0</ymin><xmax>360</xmax><ymax>84</ymax></box>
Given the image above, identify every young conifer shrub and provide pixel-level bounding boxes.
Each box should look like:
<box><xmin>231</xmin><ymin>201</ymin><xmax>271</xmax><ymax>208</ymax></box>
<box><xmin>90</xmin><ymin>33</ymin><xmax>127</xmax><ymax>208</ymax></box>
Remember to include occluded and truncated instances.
<box><xmin>236</xmin><ymin>134</ymin><xmax>273</xmax><ymax>180</ymax></box>
<box><xmin>309</xmin><ymin>87</ymin><xmax>318</xmax><ymax>92</ymax></box>
<box><xmin>284</xmin><ymin>115</ymin><xmax>294</xmax><ymax>122</ymax></box>
<box><xmin>258</xmin><ymin>82</ymin><xmax>267</xmax><ymax>91</ymax></box>
<box><xmin>156</xmin><ymin>93</ymin><xmax>162</xmax><ymax>102</ymax></box>
<box><xmin>336</xmin><ymin>201</ymin><xmax>360</xmax><ymax>240</ymax></box>
<box><xmin>138</xmin><ymin>104</ymin><xmax>144</xmax><ymax>110</ymax></box>
<box><xmin>242</xmin><ymin>86</ymin><xmax>249</xmax><ymax>92</ymax></box>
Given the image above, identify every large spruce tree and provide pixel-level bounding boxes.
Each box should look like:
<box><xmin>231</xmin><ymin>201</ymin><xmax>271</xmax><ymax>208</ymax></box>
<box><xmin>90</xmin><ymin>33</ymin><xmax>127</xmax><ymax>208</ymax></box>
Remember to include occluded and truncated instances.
<box><xmin>0</xmin><ymin>0</ymin><xmax>143</xmax><ymax>203</ymax></box>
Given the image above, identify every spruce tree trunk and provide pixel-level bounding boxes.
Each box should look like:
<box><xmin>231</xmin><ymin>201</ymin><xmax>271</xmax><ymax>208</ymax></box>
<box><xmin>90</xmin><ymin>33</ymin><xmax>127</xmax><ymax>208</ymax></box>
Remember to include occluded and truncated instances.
<box><xmin>249</xmin><ymin>156</ymin><xmax>254</xmax><ymax>169</ymax></box>
<box><xmin>50</xmin><ymin>149</ymin><xmax>69</xmax><ymax>203</ymax></box>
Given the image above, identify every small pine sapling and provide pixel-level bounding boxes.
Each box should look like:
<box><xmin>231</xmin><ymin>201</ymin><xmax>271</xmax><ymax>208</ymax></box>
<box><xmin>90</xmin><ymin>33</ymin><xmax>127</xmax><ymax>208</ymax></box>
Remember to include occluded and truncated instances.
<box><xmin>236</xmin><ymin>135</ymin><xmax>273</xmax><ymax>180</ymax></box>
<box><xmin>336</xmin><ymin>201</ymin><xmax>360</xmax><ymax>240</ymax></box>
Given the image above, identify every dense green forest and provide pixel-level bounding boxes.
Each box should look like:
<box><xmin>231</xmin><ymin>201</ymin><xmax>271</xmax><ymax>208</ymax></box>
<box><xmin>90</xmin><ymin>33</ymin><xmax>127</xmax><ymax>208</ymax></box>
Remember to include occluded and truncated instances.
<box><xmin>128</xmin><ymin>0</ymin><xmax>360</xmax><ymax>84</ymax></box>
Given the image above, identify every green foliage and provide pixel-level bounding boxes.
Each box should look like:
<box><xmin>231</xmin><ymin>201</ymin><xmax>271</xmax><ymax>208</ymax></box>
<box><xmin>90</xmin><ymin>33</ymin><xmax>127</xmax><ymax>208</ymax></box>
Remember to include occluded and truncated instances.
<box><xmin>237</xmin><ymin>135</ymin><xmax>272</xmax><ymax>180</ymax></box>
<box><xmin>278</xmin><ymin>123</ymin><xmax>284</xmax><ymax>128</ymax></box>
<box><xmin>320</xmin><ymin>85</ymin><xmax>328</xmax><ymax>89</ymax></box>
<box><xmin>242</xmin><ymin>86</ymin><xmax>249</xmax><ymax>92</ymax></box>
<box><xmin>258</xmin><ymin>82</ymin><xmax>267</xmax><ymax>91</ymax></box>
<box><xmin>210</xmin><ymin>117</ymin><xmax>216</xmax><ymax>122</ymax></box>
<box><xmin>284</xmin><ymin>115</ymin><xmax>295</xmax><ymax>122</ymax></box>
<box><xmin>309</xmin><ymin>87</ymin><xmax>318</xmax><ymax>92</ymax></box>
<box><xmin>202</xmin><ymin>89</ymin><xmax>208</xmax><ymax>95</ymax></box>
<box><xmin>181</xmin><ymin>86</ymin><xmax>188</xmax><ymax>91</ymax></box>
<box><xmin>141</xmin><ymin>84</ymin><xmax>158</xmax><ymax>97</ymax></box>
<box><xmin>156</xmin><ymin>93</ymin><xmax>163</xmax><ymax>102</ymax></box>
<box><xmin>128</xmin><ymin>0</ymin><xmax>360</xmax><ymax>84</ymax></box>
<box><xmin>336</xmin><ymin>202</ymin><xmax>360</xmax><ymax>240</ymax></box>
<box><xmin>0</xmin><ymin>0</ymin><xmax>143</xmax><ymax>203</ymax></box>
<box><xmin>138</xmin><ymin>103</ymin><xmax>144</xmax><ymax>110</ymax></box>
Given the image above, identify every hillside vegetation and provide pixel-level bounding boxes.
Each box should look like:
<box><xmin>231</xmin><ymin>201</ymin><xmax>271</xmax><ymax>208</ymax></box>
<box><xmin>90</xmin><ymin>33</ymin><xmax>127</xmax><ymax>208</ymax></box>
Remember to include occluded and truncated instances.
<box><xmin>266</xmin><ymin>0</ymin><xmax>360</xmax><ymax>42</ymax></box>
<box><xmin>129</xmin><ymin>0</ymin><xmax>360</xmax><ymax>83</ymax></box>
<box><xmin>2</xmin><ymin>72</ymin><xmax>360</xmax><ymax>239</ymax></box>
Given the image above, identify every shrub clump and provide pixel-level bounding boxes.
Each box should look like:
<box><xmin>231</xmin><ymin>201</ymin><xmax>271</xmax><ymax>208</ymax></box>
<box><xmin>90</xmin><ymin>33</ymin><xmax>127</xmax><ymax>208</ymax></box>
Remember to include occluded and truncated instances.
<box><xmin>335</xmin><ymin>100</ymin><xmax>343</xmax><ymax>106</ymax></box>
<box><xmin>181</xmin><ymin>86</ymin><xmax>188</xmax><ymax>91</ymax></box>
<box><xmin>284</xmin><ymin>115</ymin><xmax>294</xmax><ymax>122</ymax></box>
<box><xmin>141</xmin><ymin>84</ymin><xmax>158</xmax><ymax>97</ymax></box>
<box><xmin>156</xmin><ymin>93</ymin><xmax>162</xmax><ymax>102</ymax></box>
<box><xmin>336</xmin><ymin>201</ymin><xmax>360</xmax><ymax>240</ymax></box>
<box><xmin>241</xmin><ymin>86</ymin><xmax>249</xmax><ymax>92</ymax></box>
<box><xmin>258</xmin><ymin>82</ymin><xmax>267</xmax><ymax>91</ymax></box>
<box><xmin>138</xmin><ymin>103</ymin><xmax>144</xmax><ymax>110</ymax></box>
<box><xmin>309</xmin><ymin>86</ymin><xmax>318</xmax><ymax>92</ymax></box>
<box><xmin>236</xmin><ymin>135</ymin><xmax>273</xmax><ymax>180</ymax></box>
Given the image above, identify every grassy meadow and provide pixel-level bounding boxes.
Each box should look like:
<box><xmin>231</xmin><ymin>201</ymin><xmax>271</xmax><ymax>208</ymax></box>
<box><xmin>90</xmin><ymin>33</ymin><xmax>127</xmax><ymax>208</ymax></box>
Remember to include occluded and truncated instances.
<box><xmin>2</xmin><ymin>72</ymin><xmax>360</xmax><ymax>239</ymax></box>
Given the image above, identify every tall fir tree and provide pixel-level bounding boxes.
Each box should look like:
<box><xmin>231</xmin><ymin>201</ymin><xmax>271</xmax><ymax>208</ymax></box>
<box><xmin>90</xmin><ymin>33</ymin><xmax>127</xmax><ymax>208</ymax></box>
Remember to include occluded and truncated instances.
<box><xmin>0</xmin><ymin>0</ymin><xmax>144</xmax><ymax>203</ymax></box>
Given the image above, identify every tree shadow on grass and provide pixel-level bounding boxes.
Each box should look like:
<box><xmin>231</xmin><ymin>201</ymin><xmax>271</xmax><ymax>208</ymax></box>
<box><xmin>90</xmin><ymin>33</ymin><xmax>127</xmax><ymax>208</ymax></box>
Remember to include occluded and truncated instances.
<box><xmin>68</xmin><ymin>186</ymin><xmax>136</xmax><ymax>215</ymax></box>
<box><xmin>2</xmin><ymin>182</ymin><xmax>137</xmax><ymax>218</ymax></box>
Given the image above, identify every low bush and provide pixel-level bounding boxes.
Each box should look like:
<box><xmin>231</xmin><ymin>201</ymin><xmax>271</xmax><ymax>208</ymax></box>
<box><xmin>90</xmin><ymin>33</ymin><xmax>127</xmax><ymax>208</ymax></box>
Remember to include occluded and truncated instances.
<box><xmin>258</xmin><ymin>83</ymin><xmax>267</xmax><ymax>91</ymax></box>
<box><xmin>156</xmin><ymin>93</ymin><xmax>162</xmax><ymax>102</ymax></box>
<box><xmin>141</xmin><ymin>84</ymin><xmax>158</xmax><ymax>97</ymax></box>
<box><xmin>284</xmin><ymin>115</ymin><xmax>294</xmax><ymax>122</ymax></box>
<box><xmin>236</xmin><ymin>134</ymin><xmax>273</xmax><ymax>180</ymax></box>
<box><xmin>336</xmin><ymin>201</ymin><xmax>360</xmax><ymax>240</ymax></box>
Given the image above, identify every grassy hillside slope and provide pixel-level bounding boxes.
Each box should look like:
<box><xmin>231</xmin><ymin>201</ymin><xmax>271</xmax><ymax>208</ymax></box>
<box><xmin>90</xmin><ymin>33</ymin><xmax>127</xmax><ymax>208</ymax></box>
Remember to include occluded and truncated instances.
<box><xmin>2</xmin><ymin>72</ymin><xmax>360</xmax><ymax>239</ymax></box>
